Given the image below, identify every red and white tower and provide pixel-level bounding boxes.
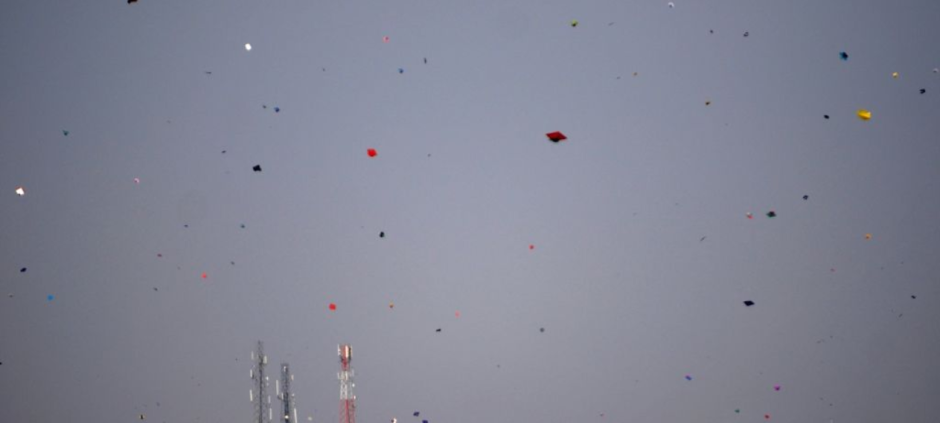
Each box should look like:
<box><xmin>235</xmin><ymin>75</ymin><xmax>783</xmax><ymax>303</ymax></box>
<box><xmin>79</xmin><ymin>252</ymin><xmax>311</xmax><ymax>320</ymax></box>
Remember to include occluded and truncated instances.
<box><xmin>338</xmin><ymin>344</ymin><xmax>356</xmax><ymax>423</ymax></box>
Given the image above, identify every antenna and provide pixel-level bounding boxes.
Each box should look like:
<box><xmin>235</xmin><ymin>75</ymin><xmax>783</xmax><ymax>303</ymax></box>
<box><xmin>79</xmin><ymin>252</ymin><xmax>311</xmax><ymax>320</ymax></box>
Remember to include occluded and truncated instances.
<box><xmin>338</xmin><ymin>344</ymin><xmax>356</xmax><ymax>423</ymax></box>
<box><xmin>279</xmin><ymin>363</ymin><xmax>299</xmax><ymax>422</ymax></box>
<box><xmin>250</xmin><ymin>341</ymin><xmax>272</xmax><ymax>423</ymax></box>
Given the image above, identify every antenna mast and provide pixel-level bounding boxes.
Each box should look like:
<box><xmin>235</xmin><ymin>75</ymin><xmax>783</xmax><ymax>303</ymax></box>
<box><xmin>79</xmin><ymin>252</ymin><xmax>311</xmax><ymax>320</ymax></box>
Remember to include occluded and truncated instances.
<box><xmin>279</xmin><ymin>363</ymin><xmax>299</xmax><ymax>422</ymax></box>
<box><xmin>250</xmin><ymin>341</ymin><xmax>272</xmax><ymax>423</ymax></box>
<box><xmin>338</xmin><ymin>344</ymin><xmax>356</xmax><ymax>423</ymax></box>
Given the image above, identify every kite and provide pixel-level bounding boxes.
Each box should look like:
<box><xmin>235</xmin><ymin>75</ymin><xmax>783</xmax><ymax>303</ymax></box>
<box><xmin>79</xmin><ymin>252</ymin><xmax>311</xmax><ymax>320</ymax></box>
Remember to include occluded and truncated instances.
<box><xmin>766</xmin><ymin>211</ymin><xmax>776</xmax><ymax>218</ymax></box>
<box><xmin>367</xmin><ymin>148</ymin><xmax>377</xmax><ymax>157</ymax></box>
<box><xmin>379</xmin><ymin>231</ymin><xmax>385</xmax><ymax>238</ymax></box>
<box><xmin>329</xmin><ymin>303</ymin><xmax>337</xmax><ymax>311</ymax></box>
<box><xmin>540</xmin><ymin>327</ymin><xmax>545</xmax><ymax>332</ymax></box>
<box><xmin>921</xmin><ymin>89</ymin><xmax>926</xmax><ymax>94</ymax></box>
<box><xmin>892</xmin><ymin>72</ymin><xmax>899</xmax><ymax>79</ymax></box>
<box><xmin>774</xmin><ymin>385</ymin><xmax>781</xmax><ymax>391</ymax></box>
<box><xmin>857</xmin><ymin>109</ymin><xmax>871</xmax><ymax>120</ymax></box>
<box><xmin>20</xmin><ymin>267</ymin><xmax>26</xmax><ymax>273</ymax></box>
<box><xmin>744</xmin><ymin>300</ymin><xmax>755</xmax><ymax>307</ymax></box>
<box><xmin>134</xmin><ymin>178</ymin><xmax>140</xmax><ymax>184</ymax></box>
<box><xmin>128</xmin><ymin>0</ymin><xmax>138</xmax><ymax>3</ymax></box>
<box><xmin>14</xmin><ymin>186</ymin><xmax>25</xmax><ymax>196</ymax></box>
<box><xmin>802</xmin><ymin>195</ymin><xmax>809</xmax><ymax>200</ymax></box>
<box><xmin>398</xmin><ymin>68</ymin><xmax>404</xmax><ymax>74</ymax></box>
<box><xmin>274</xmin><ymin>107</ymin><xmax>280</xmax><ymax>113</ymax></box>
<box><xmin>414</xmin><ymin>412</ymin><xmax>420</xmax><ymax>417</ymax></box>
<box><xmin>668</xmin><ymin>2</ymin><xmax>675</xmax><ymax>8</ymax></box>
<box><xmin>47</xmin><ymin>294</ymin><xmax>54</xmax><ymax>301</ymax></box>
<box><xmin>383</xmin><ymin>36</ymin><xmax>390</xmax><ymax>43</ymax></box>
<box><xmin>245</xmin><ymin>43</ymin><xmax>252</xmax><ymax>51</ymax></box>
<box><xmin>685</xmin><ymin>375</ymin><xmax>692</xmax><ymax>381</ymax></box>
<box><xmin>253</xmin><ymin>164</ymin><xmax>262</xmax><ymax>172</ymax></box>
<box><xmin>571</xmin><ymin>20</ymin><xmax>579</xmax><ymax>27</ymax></box>
<box><xmin>865</xmin><ymin>233</ymin><xmax>872</xmax><ymax>240</ymax></box>
<box><xmin>824</xmin><ymin>114</ymin><xmax>830</xmax><ymax>119</ymax></box>
<box><xmin>63</xmin><ymin>130</ymin><xmax>69</xmax><ymax>136</ymax></box>
<box><xmin>839</xmin><ymin>51</ymin><xmax>848</xmax><ymax>60</ymax></box>
<box><xmin>546</xmin><ymin>131</ymin><xmax>567</xmax><ymax>142</ymax></box>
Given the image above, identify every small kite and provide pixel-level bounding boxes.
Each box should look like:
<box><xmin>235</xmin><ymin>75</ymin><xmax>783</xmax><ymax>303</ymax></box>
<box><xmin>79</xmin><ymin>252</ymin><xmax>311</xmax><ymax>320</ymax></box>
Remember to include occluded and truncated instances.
<box><xmin>546</xmin><ymin>131</ymin><xmax>567</xmax><ymax>142</ymax></box>
<box><xmin>329</xmin><ymin>303</ymin><xmax>337</xmax><ymax>311</ymax></box>
<box><xmin>128</xmin><ymin>0</ymin><xmax>137</xmax><ymax>3</ymax></box>
<box><xmin>766</xmin><ymin>211</ymin><xmax>776</xmax><ymax>218</ymax></box>
<box><xmin>253</xmin><ymin>164</ymin><xmax>262</xmax><ymax>172</ymax></box>
<box><xmin>245</xmin><ymin>43</ymin><xmax>252</xmax><ymax>51</ymax></box>
<box><xmin>367</xmin><ymin>148</ymin><xmax>377</xmax><ymax>157</ymax></box>
<box><xmin>63</xmin><ymin>130</ymin><xmax>69</xmax><ymax>136</ymax></box>
<box><xmin>14</xmin><ymin>186</ymin><xmax>25</xmax><ymax>196</ymax></box>
<box><xmin>571</xmin><ymin>20</ymin><xmax>579</xmax><ymax>27</ymax></box>
<box><xmin>839</xmin><ymin>51</ymin><xmax>848</xmax><ymax>60</ymax></box>
<box><xmin>744</xmin><ymin>300</ymin><xmax>755</xmax><ymax>307</ymax></box>
<box><xmin>857</xmin><ymin>109</ymin><xmax>871</xmax><ymax>120</ymax></box>
<box><xmin>865</xmin><ymin>233</ymin><xmax>872</xmax><ymax>240</ymax></box>
<box><xmin>892</xmin><ymin>72</ymin><xmax>899</xmax><ymax>79</ymax></box>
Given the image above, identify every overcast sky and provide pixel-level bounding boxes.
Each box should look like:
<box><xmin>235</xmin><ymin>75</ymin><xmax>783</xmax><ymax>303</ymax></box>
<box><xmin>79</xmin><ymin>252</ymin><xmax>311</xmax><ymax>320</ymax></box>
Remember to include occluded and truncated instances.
<box><xmin>2</xmin><ymin>1</ymin><xmax>940</xmax><ymax>422</ymax></box>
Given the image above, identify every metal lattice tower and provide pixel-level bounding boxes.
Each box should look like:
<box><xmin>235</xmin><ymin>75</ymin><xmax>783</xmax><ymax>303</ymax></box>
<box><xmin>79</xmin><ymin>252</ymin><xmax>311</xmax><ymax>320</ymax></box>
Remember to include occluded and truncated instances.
<box><xmin>250</xmin><ymin>341</ymin><xmax>273</xmax><ymax>423</ymax></box>
<box><xmin>338</xmin><ymin>344</ymin><xmax>356</xmax><ymax>423</ymax></box>
<box><xmin>278</xmin><ymin>363</ymin><xmax>299</xmax><ymax>423</ymax></box>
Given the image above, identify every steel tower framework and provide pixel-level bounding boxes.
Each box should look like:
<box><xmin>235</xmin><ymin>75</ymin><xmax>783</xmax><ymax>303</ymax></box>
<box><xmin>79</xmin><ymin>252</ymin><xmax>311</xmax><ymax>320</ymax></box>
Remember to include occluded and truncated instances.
<box><xmin>278</xmin><ymin>363</ymin><xmax>299</xmax><ymax>422</ymax></box>
<box><xmin>338</xmin><ymin>344</ymin><xmax>356</xmax><ymax>423</ymax></box>
<box><xmin>250</xmin><ymin>341</ymin><xmax>273</xmax><ymax>423</ymax></box>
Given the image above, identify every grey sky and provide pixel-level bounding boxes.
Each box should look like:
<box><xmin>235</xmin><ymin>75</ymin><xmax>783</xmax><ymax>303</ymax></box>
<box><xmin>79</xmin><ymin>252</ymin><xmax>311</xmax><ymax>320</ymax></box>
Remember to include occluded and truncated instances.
<box><xmin>2</xmin><ymin>1</ymin><xmax>940</xmax><ymax>422</ymax></box>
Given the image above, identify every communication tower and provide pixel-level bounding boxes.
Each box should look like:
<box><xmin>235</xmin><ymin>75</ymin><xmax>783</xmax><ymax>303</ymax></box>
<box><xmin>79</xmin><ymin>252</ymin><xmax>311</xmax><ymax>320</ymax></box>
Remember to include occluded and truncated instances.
<box><xmin>338</xmin><ymin>344</ymin><xmax>356</xmax><ymax>423</ymax></box>
<box><xmin>278</xmin><ymin>363</ymin><xmax>299</xmax><ymax>422</ymax></box>
<box><xmin>250</xmin><ymin>341</ymin><xmax>273</xmax><ymax>422</ymax></box>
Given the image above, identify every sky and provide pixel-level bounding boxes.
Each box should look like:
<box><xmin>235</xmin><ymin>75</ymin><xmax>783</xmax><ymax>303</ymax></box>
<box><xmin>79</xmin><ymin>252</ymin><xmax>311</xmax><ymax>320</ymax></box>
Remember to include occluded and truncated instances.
<box><xmin>1</xmin><ymin>0</ymin><xmax>940</xmax><ymax>422</ymax></box>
